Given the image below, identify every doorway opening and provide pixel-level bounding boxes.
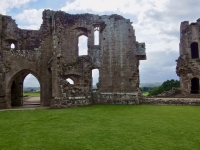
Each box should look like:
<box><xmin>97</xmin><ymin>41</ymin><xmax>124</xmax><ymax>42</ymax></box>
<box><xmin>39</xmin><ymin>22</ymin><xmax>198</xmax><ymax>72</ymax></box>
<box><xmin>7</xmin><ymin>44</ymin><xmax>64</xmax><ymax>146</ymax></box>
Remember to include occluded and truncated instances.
<box><xmin>11</xmin><ymin>72</ymin><xmax>41</xmax><ymax>107</ymax></box>
<box><xmin>191</xmin><ymin>77</ymin><xmax>199</xmax><ymax>94</ymax></box>
<box><xmin>23</xmin><ymin>74</ymin><xmax>41</xmax><ymax>106</ymax></box>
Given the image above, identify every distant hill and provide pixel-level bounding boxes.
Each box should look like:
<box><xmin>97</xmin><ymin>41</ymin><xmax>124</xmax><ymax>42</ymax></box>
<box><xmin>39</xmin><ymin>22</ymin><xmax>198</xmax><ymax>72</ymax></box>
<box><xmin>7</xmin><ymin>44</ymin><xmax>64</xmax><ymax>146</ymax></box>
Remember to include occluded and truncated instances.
<box><xmin>24</xmin><ymin>87</ymin><xmax>40</xmax><ymax>91</ymax></box>
<box><xmin>140</xmin><ymin>82</ymin><xmax>163</xmax><ymax>87</ymax></box>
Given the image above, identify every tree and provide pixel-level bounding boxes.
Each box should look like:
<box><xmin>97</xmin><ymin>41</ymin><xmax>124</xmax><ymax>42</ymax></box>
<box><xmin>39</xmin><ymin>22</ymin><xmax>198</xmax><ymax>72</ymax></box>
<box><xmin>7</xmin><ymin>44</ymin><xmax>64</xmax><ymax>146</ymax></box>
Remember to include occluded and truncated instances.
<box><xmin>148</xmin><ymin>79</ymin><xmax>180</xmax><ymax>96</ymax></box>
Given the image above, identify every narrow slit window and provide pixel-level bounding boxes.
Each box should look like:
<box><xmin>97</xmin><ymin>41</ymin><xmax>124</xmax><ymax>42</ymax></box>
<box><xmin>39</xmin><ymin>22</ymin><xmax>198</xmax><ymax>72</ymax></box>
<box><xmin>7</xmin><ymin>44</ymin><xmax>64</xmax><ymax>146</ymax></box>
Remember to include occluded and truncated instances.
<box><xmin>94</xmin><ymin>27</ymin><xmax>99</xmax><ymax>45</ymax></box>
<box><xmin>92</xmin><ymin>69</ymin><xmax>99</xmax><ymax>89</ymax></box>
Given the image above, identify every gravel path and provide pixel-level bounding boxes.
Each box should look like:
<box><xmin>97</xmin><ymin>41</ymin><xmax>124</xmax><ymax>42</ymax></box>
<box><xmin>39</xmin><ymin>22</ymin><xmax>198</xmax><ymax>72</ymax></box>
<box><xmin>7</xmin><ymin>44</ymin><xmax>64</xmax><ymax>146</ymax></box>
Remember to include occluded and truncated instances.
<box><xmin>24</xmin><ymin>97</ymin><xmax>40</xmax><ymax>105</ymax></box>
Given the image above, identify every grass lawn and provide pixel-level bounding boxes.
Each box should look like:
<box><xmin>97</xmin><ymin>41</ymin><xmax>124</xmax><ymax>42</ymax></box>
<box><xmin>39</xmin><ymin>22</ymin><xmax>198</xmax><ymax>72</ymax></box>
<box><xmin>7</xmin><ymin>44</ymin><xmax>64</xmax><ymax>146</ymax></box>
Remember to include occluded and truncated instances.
<box><xmin>0</xmin><ymin>105</ymin><xmax>200</xmax><ymax>150</ymax></box>
<box><xmin>142</xmin><ymin>92</ymin><xmax>149</xmax><ymax>96</ymax></box>
<box><xmin>23</xmin><ymin>92</ymin><xmax>40</xmax><ymax>97</ymax></box>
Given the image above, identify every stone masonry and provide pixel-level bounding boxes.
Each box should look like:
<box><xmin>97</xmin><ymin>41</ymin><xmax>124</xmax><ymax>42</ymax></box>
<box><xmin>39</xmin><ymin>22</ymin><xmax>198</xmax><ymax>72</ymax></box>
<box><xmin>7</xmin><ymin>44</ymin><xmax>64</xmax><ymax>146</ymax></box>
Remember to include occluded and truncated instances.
<box><xmin>176</xmin><ymin>19</ymin><xmax>200</xmax><ymax>96</ymax></box>
<box><xmin>0</xmin><ymin>10</ymin><xmax>146</xmax><ymax>109</ymax></box>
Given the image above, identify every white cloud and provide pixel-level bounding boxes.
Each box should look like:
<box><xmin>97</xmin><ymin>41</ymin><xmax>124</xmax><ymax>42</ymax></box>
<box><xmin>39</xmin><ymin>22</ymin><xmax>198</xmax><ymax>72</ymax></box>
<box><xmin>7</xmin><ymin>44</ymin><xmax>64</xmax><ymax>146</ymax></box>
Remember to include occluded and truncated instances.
<box><xmin>14</xmin><ymin>9</ymin><xmax>43</xmax><ymax>29</ymax></box>
<box><xmin>0</xmin><ymin>0</ymin><xmax>36</xmax><ymax>15</ymax></box>
<box><xmin>61</xmin><ymin>0</ymin><xmax>148</xmax><ymax>14</ymax></box>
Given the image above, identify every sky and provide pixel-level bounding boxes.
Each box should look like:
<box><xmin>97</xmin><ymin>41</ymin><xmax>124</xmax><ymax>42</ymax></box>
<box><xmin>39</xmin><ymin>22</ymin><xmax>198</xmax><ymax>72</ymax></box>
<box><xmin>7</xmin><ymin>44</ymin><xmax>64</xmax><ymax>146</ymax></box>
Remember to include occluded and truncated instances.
<box><xmin>1</xmin><ymin>0</ymin><xmax>200</xmax><ymax>87</ymax></box>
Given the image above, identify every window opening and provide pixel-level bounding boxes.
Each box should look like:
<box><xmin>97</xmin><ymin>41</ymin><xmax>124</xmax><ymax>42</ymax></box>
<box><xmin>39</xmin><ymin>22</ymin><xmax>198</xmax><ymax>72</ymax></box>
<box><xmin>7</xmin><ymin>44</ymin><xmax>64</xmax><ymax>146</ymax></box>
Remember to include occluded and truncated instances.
<box><xmin>191</xmin><ymin>42</ymin><xmax>199</xmax><ymax>59</ymax></box>
<box><xmin>92</xmin><ymin>69</ymin><xmax>99</xmax><ymax>89</ymax></box>
<box><xmin>11</xmin><ymin>43</ymin><xmax>15</xmax><ymax>49</ymax></box>
<box><xmin>94</xmin><ymin>27</ymin><xmax>100</xmax><ymax>45</ymax></box>
<box><xmin>78</xmin><ymin>35</ymin><xmax>88</xmax><ymax>56</ymax></box>
<box><xmin>66</xmin><ymin>78</ymin><xmax>74</xmax><ymax>85</ymax></box>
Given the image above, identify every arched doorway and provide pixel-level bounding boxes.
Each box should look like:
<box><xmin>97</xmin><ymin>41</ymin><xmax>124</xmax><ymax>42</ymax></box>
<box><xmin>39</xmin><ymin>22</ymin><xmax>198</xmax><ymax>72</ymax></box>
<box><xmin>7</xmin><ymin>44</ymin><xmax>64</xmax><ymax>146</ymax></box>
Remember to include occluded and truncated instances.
<box><xmin>191</xmin><ymin>42</ymin><xmax>199</xmax><ymax>59</ymax></box>
<box><xmin>8</xmin><ymin>70</ymin><xmax>41</xmax><ymax>108</ymax></box>
<box><xmin>191</xmin><ymin>77</ymin><xmax>199</xmax><ymax>94</ymax></box>
<box><xmin>23</xmin><ymin>74</ymin><xmax>41</xmax><ymax>106</ymax></box>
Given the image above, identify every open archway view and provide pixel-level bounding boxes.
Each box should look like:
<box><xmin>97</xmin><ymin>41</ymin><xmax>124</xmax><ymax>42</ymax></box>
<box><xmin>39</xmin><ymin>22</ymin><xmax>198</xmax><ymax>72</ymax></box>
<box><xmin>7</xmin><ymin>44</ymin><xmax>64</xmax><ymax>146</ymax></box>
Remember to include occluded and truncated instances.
<box><xmin>92</xmin><ymin>69</ymin><xmax>99</xmax><ymax>89</ymax></box>
<box><xmin>78</xmin><ymin>35</ymin><xmax>88</xmax><ymax>56</ymax></box>
<box><xmin>23</xmin><ymin>74</ymin><xmax>41</xmax><ymax>107</ymax></box>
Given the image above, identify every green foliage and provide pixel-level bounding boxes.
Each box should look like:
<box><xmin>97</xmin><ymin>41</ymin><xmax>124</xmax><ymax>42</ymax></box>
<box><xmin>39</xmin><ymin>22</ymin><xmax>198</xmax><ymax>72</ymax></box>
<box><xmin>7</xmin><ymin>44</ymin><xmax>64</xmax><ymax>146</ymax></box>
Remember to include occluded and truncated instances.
<box><xmin>0</xmin><ymin>105</ymin><xmax>200</xmax><ymax>149</ymax></box>
<box><xmin>148</xmin><ymin>79</ymin><xmax>180</xmax><ymax>96</ymax></box>
<box><xmin>140</xmin><ymin>87</ymin><xmax>156</xmax><ymax>92</ymax></box>
<box><xmin>23</xmin><ymin>92</ymin><xmax>40</xmax><ymax>97</ymax></box>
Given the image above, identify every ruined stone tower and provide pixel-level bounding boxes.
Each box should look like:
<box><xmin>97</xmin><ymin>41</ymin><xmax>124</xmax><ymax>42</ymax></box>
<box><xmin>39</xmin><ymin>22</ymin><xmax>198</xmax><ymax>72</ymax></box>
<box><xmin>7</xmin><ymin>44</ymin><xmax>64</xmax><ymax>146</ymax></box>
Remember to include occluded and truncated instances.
<box><xmin>176</xmin><ymin>19</ymin><xmax>200</xmax><ymax>95</ymax></box>
<box><xmin>0</xmin><ymin>10</ymin><xmax>146</xmax><ymax>109</ymax></box>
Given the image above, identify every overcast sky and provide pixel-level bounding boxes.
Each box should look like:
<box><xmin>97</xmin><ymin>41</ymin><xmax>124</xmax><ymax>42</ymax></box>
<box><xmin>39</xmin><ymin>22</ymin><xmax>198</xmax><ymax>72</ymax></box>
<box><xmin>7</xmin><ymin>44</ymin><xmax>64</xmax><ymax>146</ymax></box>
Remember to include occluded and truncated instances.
<box><xmin>1</xmin><ymin>0</ymin><xmax>200</xmax><ymax>87</ymax></box>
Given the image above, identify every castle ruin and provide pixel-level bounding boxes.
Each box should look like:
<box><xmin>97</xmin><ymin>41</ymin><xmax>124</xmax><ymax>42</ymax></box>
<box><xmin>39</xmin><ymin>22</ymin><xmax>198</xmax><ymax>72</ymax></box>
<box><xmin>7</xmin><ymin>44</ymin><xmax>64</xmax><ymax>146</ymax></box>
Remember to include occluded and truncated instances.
<box><xmin>0</xmin><ymin>10</ymin><xmax>146</xmax><ymax>109</ymax></box>
<box><xmin>177</xmin><ymin>19</ymin><xmax>200</xmax><ymax>95</ymax></box>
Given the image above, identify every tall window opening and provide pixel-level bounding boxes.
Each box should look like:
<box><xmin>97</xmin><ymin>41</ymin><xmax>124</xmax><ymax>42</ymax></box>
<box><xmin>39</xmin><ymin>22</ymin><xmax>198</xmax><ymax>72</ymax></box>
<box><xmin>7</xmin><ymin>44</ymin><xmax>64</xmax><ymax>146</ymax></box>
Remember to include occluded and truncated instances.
<box><xmin>66</xmin><ymin>78</ymin><xmax>74</xmax><ymax>85</ymax></box>
<box><xmin>92</xmin><ymin>69</ymin><xmax>99</xmax><ymax>89</ymax></box>
<box><xmin>78</xmin><ymin>35</ymin><xmax>88</xmax><ymax>56</ymax></box>
<box><xmin>191</xmin><ymin>42</ymin><xmax>199</xmax><ymax>59</ymax></box>
<box><xmin>11</xmin><ymin>43</ymin><xmax>15</xmax><ymax>49</ymax></box>
<box><xmin>191</xmin><ymin>77</ymin><xmax>199</xmax><ymax>94</ymax></box>
<box><xmin>23</xmin><ymin>74</ymin><xmax>40</xmax><ymax>106</ymax></box>
<box><xmin>94</xmin><ymin>27</ymin><xmax>99</xmax><ymax>45</ymax></box>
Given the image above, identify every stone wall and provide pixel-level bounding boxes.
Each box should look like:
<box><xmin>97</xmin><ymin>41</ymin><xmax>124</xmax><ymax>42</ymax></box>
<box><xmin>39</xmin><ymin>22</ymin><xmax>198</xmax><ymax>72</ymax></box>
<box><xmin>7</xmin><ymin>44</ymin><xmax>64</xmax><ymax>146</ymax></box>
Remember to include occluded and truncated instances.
<box><xmin>141</xmin><ymin>98</ymin><xmax>200</xmax><ymax>106</ymax></box>
<box><xmin>0</xmin><ymin>10</ymin><xmax>146</xmax><ymax>109</ymax></box>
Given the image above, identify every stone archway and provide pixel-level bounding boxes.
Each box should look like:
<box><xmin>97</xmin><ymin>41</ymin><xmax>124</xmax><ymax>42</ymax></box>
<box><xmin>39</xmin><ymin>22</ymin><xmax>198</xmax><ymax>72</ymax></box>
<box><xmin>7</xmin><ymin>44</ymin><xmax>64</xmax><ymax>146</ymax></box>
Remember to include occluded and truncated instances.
<box><xmin>6</xmin><ymin>69</ymin><xmax>42</xmax><ymax>108</ymax></box>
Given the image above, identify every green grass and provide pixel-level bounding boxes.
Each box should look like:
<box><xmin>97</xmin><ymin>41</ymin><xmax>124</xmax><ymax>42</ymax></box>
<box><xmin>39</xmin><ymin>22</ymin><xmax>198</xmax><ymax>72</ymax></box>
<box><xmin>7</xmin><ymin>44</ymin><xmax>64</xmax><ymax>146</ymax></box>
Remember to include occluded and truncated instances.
<box><xmin>142</xmin><ymin>92</ymin><xmax>149</xmax><ymax>96</ymax></box>
<box><xmin>0</xmin><ymin>105</ymin><xmax>200</xmax><ymax>150</ymax></box>
<box><xmin>23</xmin><ymin>92</ymin><xmax>40</xmax><ymax>97</ymax></box>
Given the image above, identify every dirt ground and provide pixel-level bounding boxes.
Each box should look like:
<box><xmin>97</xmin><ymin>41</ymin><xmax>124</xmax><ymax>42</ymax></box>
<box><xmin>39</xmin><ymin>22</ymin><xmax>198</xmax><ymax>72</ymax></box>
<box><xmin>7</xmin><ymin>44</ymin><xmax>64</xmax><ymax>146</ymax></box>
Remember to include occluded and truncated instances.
<box><xmin>23</xmin><ymin>97</ymin><xmax>40</xmax><ymax>105</ymax></box>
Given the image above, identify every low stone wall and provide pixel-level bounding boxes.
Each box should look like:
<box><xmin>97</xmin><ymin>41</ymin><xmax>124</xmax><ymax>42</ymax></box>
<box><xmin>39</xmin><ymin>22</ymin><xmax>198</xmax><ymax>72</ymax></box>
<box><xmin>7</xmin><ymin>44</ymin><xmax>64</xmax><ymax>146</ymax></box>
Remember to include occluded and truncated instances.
<box><xmin>98</xmin><ymin>100</ymin><xmax>138</xmax><ymax>105</ymax></box>
<box><xmin>51</xmin><ymin>97</ymin><xmax>91</xmax><ymax>108</ymax></box>
<box><xmin>141</xmin><ymin>98</ymin><xmax>200</xmax><ymax>105</ymax></box>
<box><xmin>93</xmin><ymin>92</ymin><xmax>140</xmax><ymax>105</ymax></box>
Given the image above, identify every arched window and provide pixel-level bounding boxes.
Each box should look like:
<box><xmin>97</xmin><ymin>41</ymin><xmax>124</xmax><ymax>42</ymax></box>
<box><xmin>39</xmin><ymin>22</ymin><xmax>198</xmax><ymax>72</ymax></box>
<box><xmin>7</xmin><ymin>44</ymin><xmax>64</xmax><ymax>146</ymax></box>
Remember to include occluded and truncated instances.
<box><xmin>78</xmin><ymin>35</ymin><xmax>88</xmax><ymax>56</ymax></box>
<box><xmin>191</xmin><ymin>77</ymin><xmax>199</xmax><ymax>94</ymax></box>
<box><xmin>94</xmin><ymin>27</ymin><xmax>99</xmax><ymax>45</ymax></box>
<box><xmin>191</xmin><ymin>42</ymin><xmax>199</xmax><ymax>59</ymax></box>
<box><xmin>11</xmin><ymin>43</ymin><xmax>15</xmax><ymax>49</ymax></box>
<box><xmin>66</xmin><ymin>78</ymin><xmax>74</xmax><ymax>85</ymax></box>
<box><xmin>92</xmin><ymin>69</ymin><xmax>99</xmax><ymax>89</ymax></box>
